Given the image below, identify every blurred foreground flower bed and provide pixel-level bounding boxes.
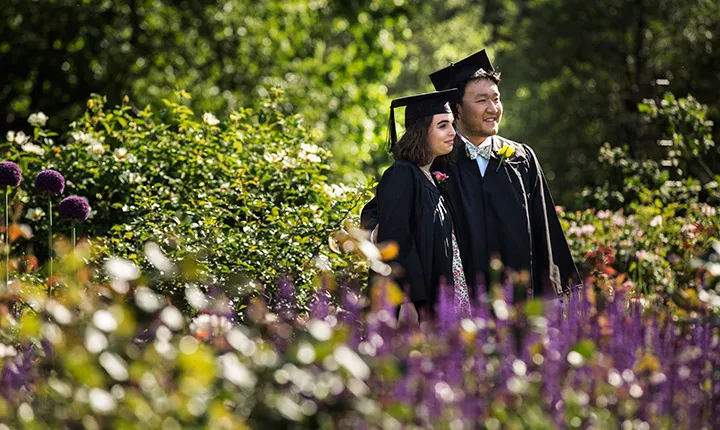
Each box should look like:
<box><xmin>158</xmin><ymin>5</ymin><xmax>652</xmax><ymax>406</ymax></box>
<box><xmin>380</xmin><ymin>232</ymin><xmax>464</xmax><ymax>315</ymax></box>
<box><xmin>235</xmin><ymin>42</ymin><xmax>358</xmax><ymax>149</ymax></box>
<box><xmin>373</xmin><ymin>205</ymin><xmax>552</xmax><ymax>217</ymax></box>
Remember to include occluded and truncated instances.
<box><xmin>0</xmin><ymin>242</ymin><xmax>719</xmax><ymax>429</ymax></box>
<box><xmin>1</xmin><ymin>91</ymin><xmax>718</xmax><ymax>428</ymax></box>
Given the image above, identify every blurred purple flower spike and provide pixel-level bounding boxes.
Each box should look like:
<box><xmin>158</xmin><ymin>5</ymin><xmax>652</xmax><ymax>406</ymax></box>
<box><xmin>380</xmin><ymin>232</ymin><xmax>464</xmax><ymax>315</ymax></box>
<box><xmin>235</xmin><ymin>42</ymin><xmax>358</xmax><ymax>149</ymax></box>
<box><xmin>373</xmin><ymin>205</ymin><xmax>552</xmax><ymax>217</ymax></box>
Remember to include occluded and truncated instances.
<box><xmin>274</xmin><ymin>276</ymin><xmax>297</xmax><ymax>322</ymax></box>
<box><xmin>309</xmin><ymin>287</ymin><xmax>330</xmax><ymax>320</ymax></box>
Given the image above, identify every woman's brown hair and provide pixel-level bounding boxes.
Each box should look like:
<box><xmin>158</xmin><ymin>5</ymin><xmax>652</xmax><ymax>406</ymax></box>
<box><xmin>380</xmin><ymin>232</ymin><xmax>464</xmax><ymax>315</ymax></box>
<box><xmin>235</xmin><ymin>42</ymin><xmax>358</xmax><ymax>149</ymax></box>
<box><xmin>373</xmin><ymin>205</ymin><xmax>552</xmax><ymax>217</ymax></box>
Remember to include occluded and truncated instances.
<box><xmin>391</xmin><ymin>116</ymin><xmax>434</xmax><ymax>166</ymax></box>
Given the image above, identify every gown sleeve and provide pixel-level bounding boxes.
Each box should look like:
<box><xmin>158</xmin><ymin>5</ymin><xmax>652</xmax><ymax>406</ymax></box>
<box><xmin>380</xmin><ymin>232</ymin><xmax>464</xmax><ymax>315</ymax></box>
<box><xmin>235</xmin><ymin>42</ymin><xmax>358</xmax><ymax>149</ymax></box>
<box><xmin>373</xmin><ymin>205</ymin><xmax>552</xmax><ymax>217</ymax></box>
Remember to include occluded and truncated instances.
<box><xmin>360</xmin><ymin>197</ymin><xmax>379</xmax><ymax>231</ymax></box>
<box><xmin>376</xmin><ymin>163</ymin><xmax>425</xmax><ymax>298</ymax></box>
<box><xmin>525</xmin><ymin>145</ymin><xmax>582</xmax><ymax>296</ymax></box>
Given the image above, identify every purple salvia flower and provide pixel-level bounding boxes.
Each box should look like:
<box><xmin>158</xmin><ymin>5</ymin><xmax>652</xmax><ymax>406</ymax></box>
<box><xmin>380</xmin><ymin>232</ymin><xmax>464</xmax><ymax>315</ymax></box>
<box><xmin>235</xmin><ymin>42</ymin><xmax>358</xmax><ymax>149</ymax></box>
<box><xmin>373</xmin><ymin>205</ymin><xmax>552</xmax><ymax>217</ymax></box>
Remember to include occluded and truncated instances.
<box><xmin>436</xmin><ymin>278</ymin><xmax>455</xmax><ymax>333</ymax></box>
<box><xmin>0</xmin><ymin>346</ymin><xmax>36</xmax><ymax>403</ymax></box>
<box><xmin>274</xmin><ymin>276</ymin><xmax>297</xmax><ymax>322</ymax></box>
<box><xmin>0</xmin><ymin>161</ymin><xmax>22</xmax><ymax>187</ymax></box>
<box><xmin>472</xmin><ymin>280</ymin><xmax>490</xmax><ymax>323</ymax></box>
<box><xmin>338</xmin><ymin>285</ymin><xmax>363</xmax><ymax>349</ymax></box>
<box><xmin>364</xmin><ymin>280</ymin><xmax>395</xmax><ymax>357</ymax></box>
<box><xmin>34</xmin><ymin>169</ymin><xmax>65</xmax><ymax>195</ymax></box>
<box><xmin>58</xmin><ymin>196</ymin><xmax>90</xmax><ymax>222</ymax></box>
<box><xmin>309</xmin><ymin>287</ymin><xmax>330</xmax><ymax>321</ymax></box>
<box><xmin>504</xmin><ymin>274</ymin><xmax>514</xmax><ymax>307</ymax></box>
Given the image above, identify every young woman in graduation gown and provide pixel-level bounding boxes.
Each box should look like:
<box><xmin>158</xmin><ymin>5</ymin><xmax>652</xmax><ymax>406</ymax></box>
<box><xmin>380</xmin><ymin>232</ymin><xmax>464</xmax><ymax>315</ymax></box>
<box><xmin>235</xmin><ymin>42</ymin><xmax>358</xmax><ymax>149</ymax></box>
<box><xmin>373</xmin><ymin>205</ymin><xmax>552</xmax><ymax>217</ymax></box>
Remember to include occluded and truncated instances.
<box><xmin>375</xmin><ymin>89</ymin><xmax>472</xmax><ymax>321</ymax></box>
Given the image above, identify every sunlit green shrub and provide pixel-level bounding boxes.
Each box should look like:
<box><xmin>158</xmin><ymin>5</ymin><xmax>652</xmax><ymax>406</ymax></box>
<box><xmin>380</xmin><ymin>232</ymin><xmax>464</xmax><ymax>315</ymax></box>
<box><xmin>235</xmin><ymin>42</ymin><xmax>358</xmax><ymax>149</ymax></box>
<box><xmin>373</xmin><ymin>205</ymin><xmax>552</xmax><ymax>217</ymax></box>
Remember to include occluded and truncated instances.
<box><xmin>2</xmin><ymin>90</ymin><xmax>369</xmax><ymax>304</ymax></box>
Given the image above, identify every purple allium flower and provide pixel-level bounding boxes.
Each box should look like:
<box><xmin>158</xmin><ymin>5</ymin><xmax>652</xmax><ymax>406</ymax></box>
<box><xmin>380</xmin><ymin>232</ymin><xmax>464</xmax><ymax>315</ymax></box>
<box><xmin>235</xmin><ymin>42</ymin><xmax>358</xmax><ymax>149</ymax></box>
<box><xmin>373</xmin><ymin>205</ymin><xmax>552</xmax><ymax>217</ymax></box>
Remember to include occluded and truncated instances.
<box><xmin>58</xmin><ymin>196</ymin><xmax>90</xmax><ymax>222</ymax></box>
<box><xmin>34</xmin><ymin>169</ymin><xmax>65</xmax><ymax>195</ymax></box>
<box><xmin>0</xmin><ymin>161</ymin><xmax>22</xmax><ymax>187</ymax></box>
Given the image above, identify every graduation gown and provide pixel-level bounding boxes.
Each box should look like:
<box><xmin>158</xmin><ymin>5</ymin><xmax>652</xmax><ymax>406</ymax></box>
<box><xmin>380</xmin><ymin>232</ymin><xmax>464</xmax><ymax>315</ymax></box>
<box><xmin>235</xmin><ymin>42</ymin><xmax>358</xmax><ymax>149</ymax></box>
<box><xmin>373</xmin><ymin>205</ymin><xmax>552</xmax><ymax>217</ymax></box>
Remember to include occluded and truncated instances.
<box><xmin>362</xmin><ymin>136</ymin><xmax>580</xmax><ymax>298</ymax></box>
<box><xmin>374</xmin><ymin>160</ymin><xmax>454</xmax><ymax>309</ymax></box>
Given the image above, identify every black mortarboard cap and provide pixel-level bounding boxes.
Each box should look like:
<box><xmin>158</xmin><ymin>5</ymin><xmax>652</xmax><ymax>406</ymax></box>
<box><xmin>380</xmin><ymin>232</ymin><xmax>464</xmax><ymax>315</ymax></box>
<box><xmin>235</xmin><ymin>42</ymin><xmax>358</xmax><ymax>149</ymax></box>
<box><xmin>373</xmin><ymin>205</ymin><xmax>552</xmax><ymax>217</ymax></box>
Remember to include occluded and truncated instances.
<box><xmin>429</xmin><ymin>49</ymin><xmax>494</xmax><ymax>91</ymax></box>
<box><xmin>387</xmin><ymin>89</ymin><xmax>457</xmax><ymax>150</ymax></box>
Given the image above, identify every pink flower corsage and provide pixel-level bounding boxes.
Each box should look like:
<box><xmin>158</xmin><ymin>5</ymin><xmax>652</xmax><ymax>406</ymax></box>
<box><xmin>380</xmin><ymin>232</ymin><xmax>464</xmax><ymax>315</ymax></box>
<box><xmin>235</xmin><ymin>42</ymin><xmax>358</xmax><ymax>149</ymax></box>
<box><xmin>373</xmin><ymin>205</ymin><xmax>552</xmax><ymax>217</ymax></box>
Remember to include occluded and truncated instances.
<box><xmin>432</xmin><ymin>171</ymin><xmax>449</xmax><ymax>184</ymax></box>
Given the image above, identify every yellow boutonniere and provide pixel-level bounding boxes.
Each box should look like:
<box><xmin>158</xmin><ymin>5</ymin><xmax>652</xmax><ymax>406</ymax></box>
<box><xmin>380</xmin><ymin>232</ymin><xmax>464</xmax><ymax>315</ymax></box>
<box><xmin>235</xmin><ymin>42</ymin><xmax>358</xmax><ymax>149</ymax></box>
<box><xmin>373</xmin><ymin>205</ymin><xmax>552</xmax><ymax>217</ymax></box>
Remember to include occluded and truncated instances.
<box><xmin>496</xmin><ymin>144</ymin><xmax>516</xmax><ymax>172</ymax></box>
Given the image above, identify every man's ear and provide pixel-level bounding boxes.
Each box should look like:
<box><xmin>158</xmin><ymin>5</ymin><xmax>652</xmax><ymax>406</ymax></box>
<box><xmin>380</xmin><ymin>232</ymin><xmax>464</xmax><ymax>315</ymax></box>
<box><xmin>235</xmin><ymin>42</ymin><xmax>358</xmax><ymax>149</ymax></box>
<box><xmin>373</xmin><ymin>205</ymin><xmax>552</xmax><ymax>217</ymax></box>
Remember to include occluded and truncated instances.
<box><xmin>455</xmin><ymin>102</ymin><xmax>463</xmax><ymax>121</ymax></box>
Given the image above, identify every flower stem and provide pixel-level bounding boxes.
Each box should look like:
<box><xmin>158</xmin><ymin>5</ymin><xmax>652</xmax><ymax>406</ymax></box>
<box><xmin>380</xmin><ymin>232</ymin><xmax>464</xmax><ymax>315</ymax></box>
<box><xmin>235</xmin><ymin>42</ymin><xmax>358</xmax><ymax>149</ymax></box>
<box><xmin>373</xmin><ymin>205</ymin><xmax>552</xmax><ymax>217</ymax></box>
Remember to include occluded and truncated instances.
<box><xmin>48</xmin><ymin>197</ymin><xmax>53</xmax><ymax>295</ymax></box>
<box><xmin>3</xmin><ymin>186</ymin><xmax>8</xmax><ymax>293</ymax></box>
<box><xmin>72</xmin><ymin>225</ymin><xmax>76</xmax><ymax>249</ymax></box>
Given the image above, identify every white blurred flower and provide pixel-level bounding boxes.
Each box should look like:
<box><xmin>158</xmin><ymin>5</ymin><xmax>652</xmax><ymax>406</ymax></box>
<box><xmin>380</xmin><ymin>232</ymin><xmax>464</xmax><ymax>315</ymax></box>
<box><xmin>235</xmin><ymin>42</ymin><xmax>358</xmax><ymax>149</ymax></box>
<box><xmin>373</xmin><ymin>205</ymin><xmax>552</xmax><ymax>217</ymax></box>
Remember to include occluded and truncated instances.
<box><xmin>185</xmin><ymin>284</ymin><xmax>208</xmax><ymax>309</ymax></box>
<box><xmin>104</xmin><ymin>257</ymin><xmax>140</xmax><ymax>281</ymax></box>
<box><xmin>682</xmin><ymin>223</ymin><xmax>698</xmax><ymax>239</ymax></box>
<box><xmin>701</xmin><ymin>204</ymin><xmax>717</xmax><ymax>217</ymax></box>
<box><xmin>113</xmin><ymin>147</ymin><xmax>130</xmax><ymax>162</ymax></box>
<box><xmin>190</xmin><ymin>314</ymin><xmax>233</xmax><ymax>339</ymax></box>
<box><xmin>218</xmin><ymin>353</ymin><xmax>257</xmax><ymax>388</ymax></box>
<box><xmin>99</xmin><ymin>352</ymin><xmax>129</xmax><ymax>381</ymax></box>
<box><xmin>144</xmin><ymin>241</ymin><xmax>178</xmax><ymax>276</ymax></box>
<box><xmin>281</xmin><ymin>156</ymin><xmax>297</xmax><ymax>169</ymax></box>
<box><xmin>323</xmin><ymin>183</ymin><xmax>350</xmax><ymax>198</ymax></box>
<box><xmin>334</xmin><ymin>345</ymin><xmax>370</xmax><ymax>380</ymax></box>
<box><xmin>0</xmin><ymin>343</ymin><xmax>18</xmax><ymax>358</ymax></box>
<box><xmin>698</xmin><ymin>289</ymin><xmax>720</xmax><ymax>310</ymax></box>
<box><xmin>314</xmin><ymin>255</ymin><xmax>331</xmax><ymax>271</ymax></box>
<box><xmin>596</xmin><ymin>210</ymin><xmax>612</xmax><ymax>220</ymax></box>
<box><xmin>263</xmin><ymin>151</ymin><xmax>284</xmax><ymax>163</ymax></box>
<box><xmin>28</xmin><ymin>112</ymin><xmax>49</xmax><ymax>126</ymax></box>
<box><xmin>6</xmin><ymin>131</ymin><xmax>14</xmax><ymax>142</ymax></box>
<box><xmin>87</xmin><ymin>141</ymin><xmax>106</xmax><ymax>159</ymax></box>
<box><xmin>203</xmin><ymin>112</ymin><xmax>220</xmax><ymax>126</ymax></box>
<box><xmin>25</xmin><ymin>207</ymin><xmax>46</xmax><ymax>221</ymax></box>
<box><xmin>649</xmin><ymin>215</ymin><xmax>662</xmax><ymax>227</ymax></box>
<box><xmin>93</xmin><ymin>310</ymin><xmax>118</xmax><ymax>333</ymax></box>
<box><xmin>89</xmin><ymin>388</ymin><xmax>117</xmax><ymax>413</ymax></box>
<box><xmin>46</xmin><ymin>300</ymin><xmax>72</xmax><ymax>325</ymax></box>
<box><xmin>119</xmin><ymin>171</ymin><xmax>144</xmax><ymax>184</ymax></box>
<box><xmin>580</xmin><ymin>224</ymin><xmax>595</xmax><ymax>235</ymax></box>
<box><xmin>635</xmin><ymin>250</ymin><xmax>650</xmax><ymax>261</ymax></box>
<box><xmin>134</xmin><ymin>287</ymin><xmax>164</xmax><ymax>312</ymax></box>
<box><xmin>71</xmin><ymin>131</ymin><xmax>95</xmax><ymax>144</ymax></box>
<box><xmin>300</xmin><ymin>143</ymin><xmax>321</xmax><ymax>153</ymax></box>
<box><xmin>160</xmin><ymin>306</ymin><xmax>185</xmax><ymax>330</ymax></box>
<box><xmin>611</xmin><ymin>214</ymin><xmax>626</xmax><ymax>226</ymax></box>
<box><xmin>11</xmin><ymin>130</ymin><xmax>28</xmax><ymax>144</ymax></box>
<box><xmin>22</xmin><ymin>142</ymin><xmax>45</xmax><ymax>156</ymax></box>
<box><xmin>567</xmin><ymin>351</ymin><xmax>585</xmax><ymax>367</ymax></box>
<box><xmin>298</xmin><ymin>151</ymin><xmax>322</xmax><ymax>163</ymax></box>
<box><xmin>85</xmin><ymin>327</ymin><xmax>108</xmax><ymax>353</ymax></box>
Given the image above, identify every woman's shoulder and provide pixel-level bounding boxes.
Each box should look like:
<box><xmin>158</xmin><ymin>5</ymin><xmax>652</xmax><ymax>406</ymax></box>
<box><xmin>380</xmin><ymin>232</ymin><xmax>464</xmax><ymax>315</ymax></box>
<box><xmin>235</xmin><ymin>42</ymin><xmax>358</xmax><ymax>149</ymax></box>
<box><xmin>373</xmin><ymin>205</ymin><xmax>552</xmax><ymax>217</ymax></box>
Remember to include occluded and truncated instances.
<box><xmin>381</xmin><ymin>159</ymin><xmax>419</xmax><ymax>178</ymax></box>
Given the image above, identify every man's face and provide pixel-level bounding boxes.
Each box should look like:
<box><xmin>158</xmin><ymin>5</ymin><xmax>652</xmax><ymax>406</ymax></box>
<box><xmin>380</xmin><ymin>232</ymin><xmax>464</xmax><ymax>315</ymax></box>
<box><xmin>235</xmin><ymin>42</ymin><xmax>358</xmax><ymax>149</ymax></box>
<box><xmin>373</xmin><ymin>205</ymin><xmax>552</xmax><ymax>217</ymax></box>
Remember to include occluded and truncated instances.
<box><xmin>456</xmin><ymin>78</ymin><xmax>503</xmax><ymax>139</ymax></box>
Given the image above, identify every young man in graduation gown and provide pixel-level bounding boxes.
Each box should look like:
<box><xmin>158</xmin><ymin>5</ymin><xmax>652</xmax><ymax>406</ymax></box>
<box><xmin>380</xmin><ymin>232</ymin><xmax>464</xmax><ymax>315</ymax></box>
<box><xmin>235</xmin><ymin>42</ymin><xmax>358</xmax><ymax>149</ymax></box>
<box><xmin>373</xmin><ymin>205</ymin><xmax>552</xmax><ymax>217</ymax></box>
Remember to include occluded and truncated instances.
<box><xmin>362</xmin><ymin>50</ymin><xmax>581</xmax><ymax>299</ymax></box>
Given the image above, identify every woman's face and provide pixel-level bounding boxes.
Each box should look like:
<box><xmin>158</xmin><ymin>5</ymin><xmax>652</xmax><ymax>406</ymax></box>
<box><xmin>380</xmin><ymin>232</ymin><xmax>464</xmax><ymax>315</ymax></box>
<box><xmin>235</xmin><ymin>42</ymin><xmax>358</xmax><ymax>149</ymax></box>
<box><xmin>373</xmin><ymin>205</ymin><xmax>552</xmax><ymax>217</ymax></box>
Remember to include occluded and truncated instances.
<box><xmin>427</xmin><ymin>113</ymin><xmax>456</xmax><ymax>158</ymax></box>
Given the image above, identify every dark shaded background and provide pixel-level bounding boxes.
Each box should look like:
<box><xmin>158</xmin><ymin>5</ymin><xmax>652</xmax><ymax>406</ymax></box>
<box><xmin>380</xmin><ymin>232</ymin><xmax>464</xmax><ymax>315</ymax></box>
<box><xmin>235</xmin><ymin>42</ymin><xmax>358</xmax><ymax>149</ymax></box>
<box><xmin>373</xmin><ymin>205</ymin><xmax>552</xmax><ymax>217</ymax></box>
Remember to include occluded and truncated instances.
<box><xmin>2</xmin><ymin>0</ymin><xmax>719</xmax><ymax>207</ymax></box>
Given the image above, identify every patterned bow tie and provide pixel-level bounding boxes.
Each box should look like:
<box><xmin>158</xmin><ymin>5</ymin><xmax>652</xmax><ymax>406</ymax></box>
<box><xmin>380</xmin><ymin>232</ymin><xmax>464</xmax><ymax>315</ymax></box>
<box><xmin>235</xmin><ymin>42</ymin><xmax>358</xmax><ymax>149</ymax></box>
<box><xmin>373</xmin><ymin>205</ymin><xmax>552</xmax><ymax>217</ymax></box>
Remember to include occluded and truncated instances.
<box><xmin>465</xmin><ymin>139</ymin><xmax>493</xmax><ymax>160</ymax></box>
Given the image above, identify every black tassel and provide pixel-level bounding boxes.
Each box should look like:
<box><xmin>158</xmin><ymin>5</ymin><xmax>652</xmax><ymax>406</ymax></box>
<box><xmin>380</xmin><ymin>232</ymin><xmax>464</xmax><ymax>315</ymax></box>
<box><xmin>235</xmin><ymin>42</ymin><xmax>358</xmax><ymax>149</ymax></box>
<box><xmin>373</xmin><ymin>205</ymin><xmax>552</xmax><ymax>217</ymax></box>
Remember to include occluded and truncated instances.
<box><xmin>386</xmin><ymin>105</ymin><xmax>397</xmax><ymax>152</ymax></box>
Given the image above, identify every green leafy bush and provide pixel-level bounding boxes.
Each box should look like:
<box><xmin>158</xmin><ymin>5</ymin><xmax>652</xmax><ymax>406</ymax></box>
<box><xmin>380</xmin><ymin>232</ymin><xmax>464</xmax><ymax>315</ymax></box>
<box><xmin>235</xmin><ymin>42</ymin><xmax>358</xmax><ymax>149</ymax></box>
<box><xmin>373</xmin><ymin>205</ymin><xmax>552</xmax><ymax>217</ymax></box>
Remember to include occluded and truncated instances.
<box><xmin>581</xmin><ymin>93</ymin><xmax>719</xmax><ymax>210</ymax></box>
<box><xmin>2</xmin><ymin>90</ymin><xmax>369</xmax><ymax>303</ymax></box>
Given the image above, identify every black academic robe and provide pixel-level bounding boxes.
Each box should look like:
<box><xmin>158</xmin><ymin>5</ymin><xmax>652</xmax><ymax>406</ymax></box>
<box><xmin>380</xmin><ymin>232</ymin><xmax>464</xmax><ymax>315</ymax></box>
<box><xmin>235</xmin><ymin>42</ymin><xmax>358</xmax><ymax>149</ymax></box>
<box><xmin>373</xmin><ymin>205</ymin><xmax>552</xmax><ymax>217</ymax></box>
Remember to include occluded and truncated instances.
<box><xmin>374</xmin><ymin>160</ymin><xmax>454</xmax><ymax>309</ymax></box>
<box><xmin>362</xmin><ymin>136</ymin><xmax>580</xmax><ymax>299</ymax></box>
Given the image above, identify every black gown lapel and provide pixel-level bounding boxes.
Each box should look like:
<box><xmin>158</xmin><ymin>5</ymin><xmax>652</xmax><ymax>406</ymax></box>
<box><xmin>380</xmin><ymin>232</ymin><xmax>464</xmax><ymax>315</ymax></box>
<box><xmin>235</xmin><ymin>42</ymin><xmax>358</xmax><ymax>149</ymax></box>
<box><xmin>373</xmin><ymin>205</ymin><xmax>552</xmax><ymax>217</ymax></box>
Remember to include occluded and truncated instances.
<box><xmin>483</xmin><ymin>145</ymin><xmax>533</xmax><ymax>274</ymax></box>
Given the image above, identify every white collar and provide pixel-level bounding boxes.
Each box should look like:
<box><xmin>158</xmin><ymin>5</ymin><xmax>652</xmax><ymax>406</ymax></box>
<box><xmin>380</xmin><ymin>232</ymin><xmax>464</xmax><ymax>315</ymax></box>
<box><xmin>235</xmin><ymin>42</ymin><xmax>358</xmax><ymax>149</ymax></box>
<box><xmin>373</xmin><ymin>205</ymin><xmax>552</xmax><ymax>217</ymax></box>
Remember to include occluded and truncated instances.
<box><xmin>457</xmin><ymin>131</ymin><xmax>492</xmax><ymax>148</ymax></box>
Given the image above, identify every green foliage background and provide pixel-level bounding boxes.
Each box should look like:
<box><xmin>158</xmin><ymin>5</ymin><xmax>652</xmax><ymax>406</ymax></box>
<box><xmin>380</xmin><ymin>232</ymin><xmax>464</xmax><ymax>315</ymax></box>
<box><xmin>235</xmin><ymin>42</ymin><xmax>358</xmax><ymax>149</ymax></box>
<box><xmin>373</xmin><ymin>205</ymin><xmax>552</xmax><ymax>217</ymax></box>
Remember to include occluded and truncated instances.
<box><xmin>4</xmin><ymin>0</ymin><xmax>718</xmax><ymax>206</ymax></box>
